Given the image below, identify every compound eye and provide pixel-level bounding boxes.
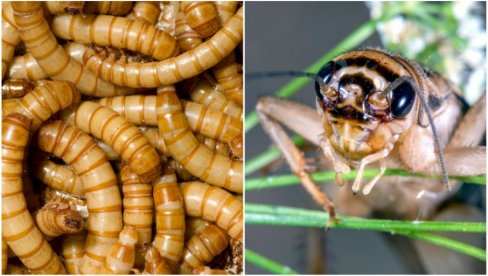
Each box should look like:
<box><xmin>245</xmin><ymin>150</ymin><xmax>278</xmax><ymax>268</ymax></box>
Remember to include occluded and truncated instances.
<box><xmin>315</xmin><ymin>61</ymin><xmax>336</xmax><ymax>99</ymax></box>
<box><xmin>390</xmin><ymin>81</ymin><xmax>415</xmax><ymax>118</ymax></box>
<box><xmin>365</xmin><ymin>91</ymin><xmax>389</xmax><ymax>117</ymax></box>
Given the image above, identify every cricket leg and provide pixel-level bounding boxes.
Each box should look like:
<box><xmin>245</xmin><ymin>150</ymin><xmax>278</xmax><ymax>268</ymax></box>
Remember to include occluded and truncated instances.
<box><xmin>421</xmin><ymin>147</ymin><xmax>486</xmax><ymax>176</ymax></box>
<box><xmin>448</xmin><ymin>93</ymin><xmax>486</xmax><ymax>149</ymax></box>
<box><xmin>257</xmin><ymin>97</ymin><xmax>336</xmax><ymax>223</ymax></box>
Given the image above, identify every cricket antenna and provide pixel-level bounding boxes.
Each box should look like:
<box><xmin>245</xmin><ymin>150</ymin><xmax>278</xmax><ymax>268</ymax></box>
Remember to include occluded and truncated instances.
<box><xmin>390</xmin><ymin>76</ymin><xmax>451</xmax><ymax>191</ymax></box>
<box><xmin>246</xmin><ymin>71</ymin><xmax>327</xmax><ymax>88</ymax></box>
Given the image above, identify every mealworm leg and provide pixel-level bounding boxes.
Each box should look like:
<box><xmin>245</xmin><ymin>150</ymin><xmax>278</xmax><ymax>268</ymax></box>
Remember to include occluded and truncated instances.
<box><xmin>257</xmin><ymin>97</ymin><xmax>336</xmax><ymax>222</ymax></box>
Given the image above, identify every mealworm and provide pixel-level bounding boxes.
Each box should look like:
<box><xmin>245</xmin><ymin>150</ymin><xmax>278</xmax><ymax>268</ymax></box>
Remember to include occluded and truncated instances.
<box><xmin>152</xmin><ymin>168</ymin><xmax>185</xmax><ymax>269</ymax></box>
<box><xmin>185</xmin><ymin>217</ymin><xmax>210</xmax><ymax>240</ymax></box>
<box><xmin>215</xmin><ymin>1</ymin><xmax>238</xmax><ymax>26</ymax></box>
<box><xmin>2</xmin><ymin>238</ymin><xmax>7</xmax><ymax>274</ymax></box>
<box><xmin>2</xmin><ymin>113</ymin><xmax>66</xmax><ymax>274</ymax></box>
<box><xmin>61</xmin><ymin>231</ymin><xmax>86</xmax><ymax>275</ymax></box>
<box><xmin>180</xmin><ymin>181</ymin><xmax>243</xmax><ymax>239</ymax></box>
<box><xmin>2</xmin><ymin>80</ymin><xmax>80</xmax><ymax>131</ymax></box>
<box><xmin>51</xmin><ymin>14</ymin><xmax>179</xmax><ymax>61</ymax></box>
<box><xmin>99</xmin><ymin>226</ymin><xmax>138</xmax><ymax>274</ymax></box>
<box><xmin>74</xmin><ymin>101</ymin><xmax>161</xmax><ymax>181</ymax></box>
<box><xmin>37</xmin><ymin>121</ymin><xmax>122</xmax><ymax>274</ymax></box>
<box><xmin>156</xmin><ymin>1</ymin><xmax>180</xmax><ymax>36</ymax></box>
<box><xmin>120</xmin><ymin>164</ymin><xmax>154</xmax><ymax>249</ymax></box>
<box><xmin>42</xmin><ymin>188</ymin><xmax>88</xmax><ymax>219</ymax></box>
<box><xmin>193</xmin><ymin>266</ymin><xmax>230</xmax><ymax>274</ymax></box>
<box><xmin>180</xmin><ymin>2</ymin><xmax>219</xmax><ymax>38</ymax></box>
<box><xmin>188</xmin><ymin>77</ymin><xmax>243</xmax><ymax>119</ymax></box>
<box><xmin>180</xmin><ymin>224</ymin><xmax>229</xmax><ymax>274</ymax></box>
<box><xmin>157</xmin><ymin>89</ymin><xmax>243</xmax><ymax>193</ymax></box>
<box><xmin>43</xmin><ymin>1</ymin><xmax>84</xmax><ymax>14</ymax></box>
<box><xmin>126</xmin><ymin>1</ymin><xmax>160</xmax><ymax>25</ymax></box>
<box><xmin>34</xmin><ymin>200</ymin><xmax>84</xmax><ymax>239</ymax></box>
<box><xmin>83</xmin><ymin>1</ymin><xmax>133</xmax><ymax>16</ymax></box>
<box><xmin>142</xmin><ymin>244</ymin><xmax>172</xmax><ymax>274</ymax></box>
<box><xmin>7</xmin><ymin>42</ymin><xmax>87</xmax><ymax>81</ymax></box>
<box><xmin>2</xmin><ymin>2</ymin><xmax>21</xmax><ymax>78</ymax></box>
<box><xmin>98</xmin><ymin>94</ymin><xmax>242</xmax><ymax>147</ymax></box>
<box><xmin>76</xmin><ymin>7</ymin><xmax>242</xmax><ymax>88</ymax></box>
<box><xmin>169</xmin><ymin>159</ymin><xmax>195</xmax><ymax>182</ymax></box>
<box><xmin>175</xmin><ymin>11</ymin><xmax>202</xmax><ymax>52</ymax></box>
<box><xmin>212</xmin><ymin>53</ymin><xmax>243</xmax><ymax>105</ymax></box>
<box><xmin>2</xmin><ymin>78</ymin><xmax>34</xmax><ymax>99</ymax></box>
<box><xmin>32</xmin><ymin>156</ymin><xmax>84</xmax><ymax>197</ymax></box>
<box><xmin>12</xmin><ymin>2</ymin><xmax>135</xmax><ymax>97</ymax></box>
<box><xmin>196</xmin><ymin>134</ymin><xmax>232</xmax><ymax>158</ymax></box>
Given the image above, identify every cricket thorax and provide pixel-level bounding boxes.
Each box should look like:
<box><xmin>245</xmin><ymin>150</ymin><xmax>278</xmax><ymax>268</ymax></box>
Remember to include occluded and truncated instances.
<box><xmin>315</xmin><ymin>49</ymin><xmax>418</xmax><ymax>162</ymax></box>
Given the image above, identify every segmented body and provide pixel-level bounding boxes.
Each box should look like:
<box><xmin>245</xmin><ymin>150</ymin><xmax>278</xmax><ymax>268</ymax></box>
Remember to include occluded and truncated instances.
<box><xmin>175</xmin><ymin>11</ymin><xmax>202</xmax><ymax>52</ymax></box>
<box><xmin>34</xmin><ymin>201</ymin><xmax>84</xmax><ymax>239</ymax></box>
<box><xmin>181</xmin><ymin>181</ymin><xmax>243</xmax><ymax>239</ymax></box>
<box><xmin>157</xmin><ymin>88</ymin><xmax>243</xmax><ymax>193</ymax></box>
<box><xmin>181</xmin><ymin>2</ymin><xmax>219</xmax><ymax>38</ymax></box>
<box><xmin>152</xmin><ymin>168</ymin><xmax>185</xmax><ymax>269</ymax></box>
<box><xmin>99</xmin><ymin>226</ymin><xmax>137</xmax><ymax>274</ymax></box>
<box><xmin>2</xmin><ymin>79</ymin><xmax>34</xmax><ymax>99</ymax></box>
<box><xmin>52</xmin><ymin>14</ymin><xmax>179</xmax><ymax>60</ymax></box>
<box><xmin>1</xmin><ymin>80</ymin><xmax>80</xmax><ymax>131</ymax></box>
<box><xmin>126</xmin><ymin>1</ymin><xmax>160</xmax><ymax>25</ymax></box>
<box><xmin>12</xmin><ymin>2</ymin><xmax>134</xmax><ymax>97</ymax></box>
<box><xmin>32</xmin><ymin>157</ymin><xmax>84</xmax><ymax>196</ymax></box>
<box><xmin>142</xmin><ymin>245</ymin><xmax>172</xmax><ymax>274</ymax></box>
<box><xmin>7</xmin><ymin>42</ymin><xmax>87</xmax><ymax>81</ymax></box>
<box><xmin>61</xmin><ymin>231</ymin><xmax>86</xmax><ymax>274</ymax></box>
<box><xmin>74</xmin><ymin>101</ymin><xmax>161</xmax><ymax>181</ymax></box>
<box><xmin>76</xmin><ymin>7</ymin><xmax>243</xmax><ymax>88</ymax></box>
<box><xmin>180</xmin><ymin>224</ymin><xmax>229</xmax><ymax>274</ymax></box>
<box><xmin>157</xmin><ymin>1</ymin><xmax>180</xmax><ymax>35</ymax></box>
<box><xmin>38</xmin><ymin>121</ymin><xmax>122</xmax><ymax>274</ymax></box>
<box><xmin>215</xmin><ymin>1</ymin><xmax>238</xmax><ymax>26</ymax></box>
<box><xmin>2</xmin><ymin>2</ymin><xmax>21</xmax><ymax>78</ymax></box>
<box><xmin>213</xmin><ymin>53</ymin><xmax>243</xmax><ymax>105</ymax></box>
<box><xmin>43</xmin><ymin>1</ymin><xmax>84</xmax><ymax>14</ymax></box>
<box><xmin>84</xmin><ymin>1</ymin><xmax>133</xmax><ymax>16</ymax></box>
<box><xmin>2</xmin><ymin>114</ymin><xmax>66</xmax><ymax>274</ymax></box>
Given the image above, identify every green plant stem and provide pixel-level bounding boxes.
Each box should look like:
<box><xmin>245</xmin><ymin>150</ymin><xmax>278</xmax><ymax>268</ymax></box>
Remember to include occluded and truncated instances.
<box><xmin>246</xmin><ymin>249</ymin><xmax>298</xmax><ymax>274</ymax></box>
<box><xmin>246</xmin><ymin>204</ymin><xmax>486</xmax><ymax>261</ymax></box>
<box><xmin>245</xmin><ymin>14</ymin><xmax>392</xmax><ymax>133</ymax></box>
<box><xmin>246</xmin><ymin>204</ymin><xmax>486</xmax><ymax>233</ymax></box>
<box><xmin>246</xmin><ymin>169</ymin><xmax>486</xmax><ymax>190</ymax></box>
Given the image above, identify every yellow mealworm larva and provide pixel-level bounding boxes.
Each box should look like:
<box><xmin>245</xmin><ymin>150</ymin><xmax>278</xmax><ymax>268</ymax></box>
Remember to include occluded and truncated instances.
<box><xmin>179</xmin><ymin>224</ymin><xmax>229</xmax><ymax>274</ymax></box>
<box><xmin>196</xmin><ymin>134</ymin><xmax>232</xmax><ymax>158</ymax></box>
<box><xmin>127</xmin><ymin>1</ymin><xmax>160</xmax><ymax>25</ymax></box>
<box><xmin>42</xmin><ymin>1</ymin><xmax>85</xmax><ymax>14</ymax></box>
<box><xmin>74</xmin><ymin>7</ymin><xmax>242</xmax><ymax>88</ymax></box>
<box><xmin>12</xmin><ymin>2</ymin><xmax>135</xmax><ymax>97</ymax></box>
<box><xmin>1</xmin><ymin>80</ymin><xmax>80</xmax><ymax>131</ymax></box>
<box><xmin>152</xmin><ymin>168</ymin><xmax>185</xmax><ymax>269</ymax></box>
<box><xmin>52</xmin><ymin>14</ymin><xmax>179</xmax><ymax>61</ymax></box>
<box><xmin>169</xmin><ymin>158</ymin><xmax>196</xmax><ymax>182</ymax></box>
<box><xmin>74</xmin><ymin>101</ymin><xmax>161</xmax><ymax>181</ymax></box>
<box><xmin>175</xmin><ymin>11</ymin><xmax>203</xmax><ymax>52</ymax></box>
<box><xmin>62</xmin><ymin>230</ymin><xmax>86</xmax><ymax>274</ymax></box>
<box><xmin>37</xmin><ymin>121</ymin><xmax>122</xmax><ymax>274</ymax></box>
<box><xmin>32</xmin><ymin>157</ymin><xmax>84</xmax><ymax>197</ymax></box>
<box><xmin>99</xmin><ymin>226</ymin><xmax>138</xmax><ymax>274</ymax></box>
<box><xmin>2</xmin><ymin>238</ymin><xmax>7</xmax><ymax>274</ymax></box>
<box><xmin>2</xmin><ymin>2</ymin><xmax>21</xmax><ymax>78</ymax></box>
<box><xmin>180</xmin><ymin>2</ymin><xmax>219</xmax><ymax>38</ymax></box>
<box><xmin>98</xmin><ymin>95</ymin><xmax>242</xmax><ymax>147</ymax></box>
<box><xmin>213</xmin><ymin>52</ymin><xmax>243</xmax><ymax>106</ymax></box>
<box><xmin>189</xmin><ymin>77</ymin><xmax>243</xmax><ymax>119</ymax></box>
<box><xmin>215</xmin><ymin>1</ymin><xmax>238</xmax><ymax>26</ymax></box>
<box><xmin>90</xmin><ymin>1</ymin><xmax>134</xmax><ymax>16</ymax></box>
<box><xmin>2</xmin><ymin>114</ymin><xmax>66</xmax><ymax>274</ymax></box>
<box><xmin>8</xmin><ymin>42</ymin><xmax>87</xmax><ymax>81</ymax></box>
<box><xmin>185</xmin><ymin>217</ymin><xmax>210</xmax><ymax>240</ymax></box>
<box><xmin>42</xmin><ymin>188</ymin><xmax>88</xmax><ymax>219</ymax></box>
<box><xmin>142</xmin><ymin>245</ymin><xmax>172</xmax><ymax>274</ymax></box>
<box><xmin>2</xmin><ymin>78</ymin><xmax>34</xmax><ymax>99</ymax></box>
<box><xmin>157</xmin><ymin>89</ymin><xmax>243</xmax><ymax>193</ymax></box>
<box><xmin>120</xmin><ymin>164</ymin><xmax>154</xmax><ymax>248</ymax></box>
<box><xmin>34</xmin><ymin>201</ymin><xmax>84</xmax><ymax>240</ymax></box>
<box><xmin>181</xmin><ymin>181</ymin><xmax>243</xmax><ymax>239</ymax></box>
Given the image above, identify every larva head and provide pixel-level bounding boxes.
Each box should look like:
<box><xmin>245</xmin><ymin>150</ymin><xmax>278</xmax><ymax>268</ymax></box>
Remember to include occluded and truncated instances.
<box><xmin>119</xmin><ymin>226</ymin><xmax>138</xmax><ymax>246</ymax></box>
<box><xmin>315</xmin><ymin>49</ymin><xmax>418</xmax><ymax>161</ymax></box>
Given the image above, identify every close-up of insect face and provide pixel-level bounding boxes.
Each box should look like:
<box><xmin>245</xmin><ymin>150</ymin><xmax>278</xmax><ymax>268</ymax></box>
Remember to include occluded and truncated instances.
<box><xmin>245</xmin><ymin>1</ymin><xmax>486</xmax><ymax>274</ymax></box>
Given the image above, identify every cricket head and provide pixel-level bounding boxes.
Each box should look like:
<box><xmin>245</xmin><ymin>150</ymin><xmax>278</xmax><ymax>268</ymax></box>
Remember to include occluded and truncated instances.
<box><xmin>314</xmin><ymin>49</ymin><xmax>418</xmax><ymax>162</ymax></box>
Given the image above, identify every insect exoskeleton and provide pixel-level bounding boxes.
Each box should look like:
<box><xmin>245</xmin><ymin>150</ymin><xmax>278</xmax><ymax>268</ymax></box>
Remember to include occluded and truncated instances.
<box><xmin>313</xmin><ymin>48</ymin><xmax>465</xmax><ymax>194</ymax></box>
<box><xmin>127</xmin><ymin>1</ymin><xmax>160</xmax><ymax>25</ymax></box>
<box><xmin>2</xmin><ymin>2</ymin><xmax>21</xmax><ymax>78</ymax></box>
<box><xmin>99</xmin><ymin>226</ymin><xmax>138</xmax><ymax>274</ymax></box>
<box><xmin>42</xmin><ymin>1</ymin><xmax>84</xmax><ymax>15</ymax></box>
<box><xmin>34</xmin><ymin>200</ymin><xmax>84</xmax><ymax>240</ymax></box>
<box><xmin>180</xmin><ymin>181</ymin><xmax>243</xmax><ymax>239</ymax></box>
<box><xmin>83</xmin><ymin>1</ymin><xmax>134</xmax><ymax>16</ymax></box>
<box><xmin>61</xmin><ymin>231</ymin><xmax>86</xmax><ymax>274</ymax></box>
<box><xmin>215</xmin><ymin>1</ymin><xmax>239</xmax><ymax>26</ymax></box>
<box><xmin>180</xmin><ymin>1</ymin><xmax>220</xmax><ymax>38</ymax></box>
<box><xmin>179</xmin><ymin>224</ymin><xmax>230</xmax><ymax>274</ymax></box>
<box><xmin>1</xmin><ymin>78</ymin><xmax>34</xmax><ymax>99</ymax></box>
<box><xmin>37</xmin><ymin>121</ymin><xmax>123</xmax><ymax>274</ymax></box>
<box><xmin>2</xmin><ymin>113</ymin><xmax>66</xmax><ymax>274</ymax></box>
<box><xmin>142</xmin><ymin>244</ymin><xmax>172</xmax><ymax>274</ymax></box>
<box><xmin>175</xmin><ymin>11</ymin><xmax>203</xmax><ymax>52</ymax></box>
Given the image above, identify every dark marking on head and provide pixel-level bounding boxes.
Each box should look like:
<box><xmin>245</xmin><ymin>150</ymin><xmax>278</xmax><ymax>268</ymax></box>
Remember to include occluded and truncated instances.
<box><xmin>337</xmin><ymin>57</ymin><xmax>400</xmax><ymax>82</ymax></box>
<box><xmin>428</xmin><ymin>94</ymin><xmax>442</xmax><ymax>111</ymax></box>
<box><xmin>328</xmin><ymin>106</ymin><xmax>371</xmax><ymax>123</ymax></box>
<box><xmin>338</xmin><ymin>73</ymin><xmax>375</xmax><ymax>103</ymax></box>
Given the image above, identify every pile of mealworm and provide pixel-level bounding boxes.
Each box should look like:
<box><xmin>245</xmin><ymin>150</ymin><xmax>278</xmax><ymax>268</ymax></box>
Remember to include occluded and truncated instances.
<box><xmin>2</xmin><ymin>1</ymin><xmax>243</xmax><ymax>274</ymax></box>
